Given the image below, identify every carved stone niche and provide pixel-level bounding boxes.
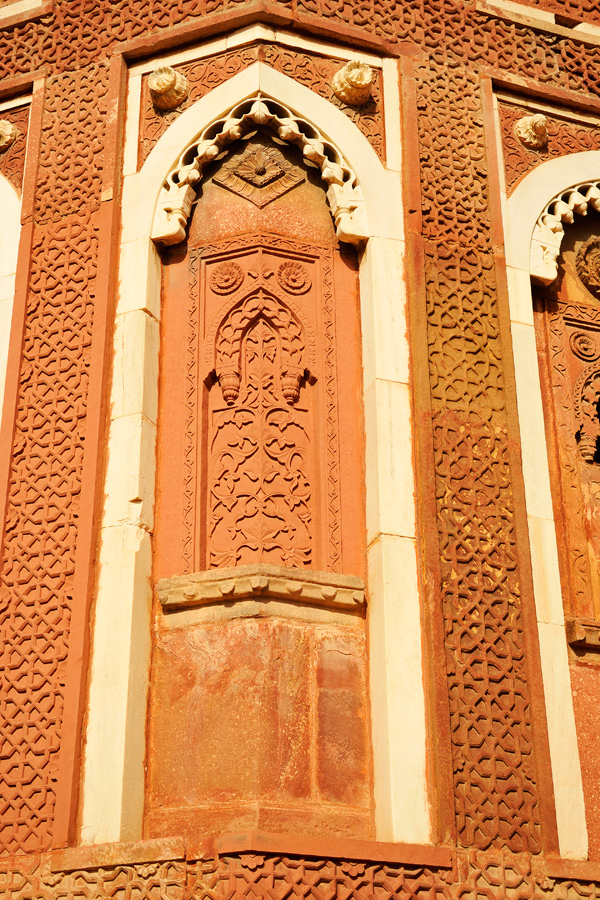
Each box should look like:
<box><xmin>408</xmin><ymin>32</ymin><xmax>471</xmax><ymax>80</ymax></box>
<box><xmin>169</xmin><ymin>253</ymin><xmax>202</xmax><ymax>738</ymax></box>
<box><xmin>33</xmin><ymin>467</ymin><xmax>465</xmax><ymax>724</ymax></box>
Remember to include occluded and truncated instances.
<box><xmin>158</xmin><ymin>564</ymin><xmax>366</xmax><ymax>612</ymax></box>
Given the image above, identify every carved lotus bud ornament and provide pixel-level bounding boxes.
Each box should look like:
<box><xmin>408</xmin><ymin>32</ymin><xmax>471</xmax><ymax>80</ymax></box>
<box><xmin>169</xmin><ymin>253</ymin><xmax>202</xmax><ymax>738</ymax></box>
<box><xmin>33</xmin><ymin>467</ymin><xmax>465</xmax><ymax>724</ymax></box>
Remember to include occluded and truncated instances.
<box><xmin>577</xmin><ymin>236</ymin><xmax>600</xmax><ymax>297</ymax></box>
<box><xmin>0</xmin><ymin>120</ymin><xmax>17</xmax><ymax>152</ymax></box>
<box><xmin>331</xmin><ymin>61</ymin><xmax>373</xmax><ymax>106</ymax></box>
<box><xmin>514</xmin><ymin>113</ymin><xmax>548</xmax><ymax>150</ymax></box>
<box><xmin>148</xmin><ymin>66</ymin><xmax>189</xmax><ymax>111</ymax></box>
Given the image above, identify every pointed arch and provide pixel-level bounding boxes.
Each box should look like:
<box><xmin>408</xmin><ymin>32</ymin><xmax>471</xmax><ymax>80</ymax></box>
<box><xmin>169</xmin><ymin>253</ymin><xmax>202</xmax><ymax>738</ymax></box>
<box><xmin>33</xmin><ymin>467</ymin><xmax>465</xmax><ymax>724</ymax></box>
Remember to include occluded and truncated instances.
<box><xmin>81</xmin><ymin>60</ymin><xmax>428</xmax><ymax>849</ymax></box>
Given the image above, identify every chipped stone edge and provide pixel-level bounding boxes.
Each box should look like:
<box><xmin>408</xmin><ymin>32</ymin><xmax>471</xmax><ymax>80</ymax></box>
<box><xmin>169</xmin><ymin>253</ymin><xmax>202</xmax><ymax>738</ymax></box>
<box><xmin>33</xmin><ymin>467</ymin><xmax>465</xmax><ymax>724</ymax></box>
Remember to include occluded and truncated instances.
<box><xmin>157</xmin><ymin>564</ymin><xmax>366</xmax><ymax>612</ymax></box>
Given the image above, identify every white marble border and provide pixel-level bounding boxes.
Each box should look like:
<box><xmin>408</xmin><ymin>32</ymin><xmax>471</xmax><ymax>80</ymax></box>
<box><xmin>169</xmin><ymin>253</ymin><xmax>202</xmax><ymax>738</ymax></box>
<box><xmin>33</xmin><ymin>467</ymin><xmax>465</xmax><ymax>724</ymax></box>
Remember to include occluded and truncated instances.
<box><xmin>0</xmin><ymin>175</ymin><xmax>22</xmax><ymax>419</ymax></box>
<box><xmin>503</xmin><ymin>153</ymin><xmax>600</xmax><ymax>860</ymax></box>
<box><xmin>81</xmin><ymin>59</ymin><xmax>430</xmax><ymax>848</ymax></box>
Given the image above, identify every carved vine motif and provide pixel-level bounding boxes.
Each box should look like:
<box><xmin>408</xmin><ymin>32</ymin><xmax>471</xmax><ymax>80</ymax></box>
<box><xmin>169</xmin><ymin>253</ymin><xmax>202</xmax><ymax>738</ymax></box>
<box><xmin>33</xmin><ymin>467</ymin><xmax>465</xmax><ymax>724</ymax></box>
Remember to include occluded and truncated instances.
<box><xmin>573</xmin><ymin>365</ymin><xmax>600</xmax><ymax>463</ymax></box>
<box><xmin>208</xmin><ymin>314</ymin><xmax>312</xmax><ymax>569</ymax></box>
<box><xmin>543</xmin><ymin>302</ymin><xmax>596</xmax><ymax>618</ymax></box>
<box><xmin>138</xmin><ymin>46</ymin><xmax>385</xmax><ymax>169</ymax></box>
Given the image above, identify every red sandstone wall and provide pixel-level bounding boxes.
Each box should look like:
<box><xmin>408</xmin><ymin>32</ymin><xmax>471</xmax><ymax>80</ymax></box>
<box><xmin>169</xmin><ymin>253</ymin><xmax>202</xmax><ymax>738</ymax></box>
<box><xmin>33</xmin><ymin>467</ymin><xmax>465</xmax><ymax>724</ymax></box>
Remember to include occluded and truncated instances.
<box><xmin>2</xmin><ymin>1</ymin><xmax>600</xmax><ymax>893</ymax></box>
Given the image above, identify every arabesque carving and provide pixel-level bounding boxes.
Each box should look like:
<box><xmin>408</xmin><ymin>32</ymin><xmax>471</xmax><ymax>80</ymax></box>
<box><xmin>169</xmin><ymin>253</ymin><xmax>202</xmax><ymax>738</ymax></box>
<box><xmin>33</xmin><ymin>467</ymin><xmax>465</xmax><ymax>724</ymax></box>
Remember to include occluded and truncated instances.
<box><xmin>531</xmin><ymin>183</ymin><xmax>600</xmax><ymax>285</ymax></box>
<box><xmin>151</xmin><ymin>96</ymin><xmax>368</xmax><ymax>247</ymax></box>
<box><xmin>576</xmin><ymin>236</ymin><xmax>600</xmax><ymax>296</ymax></box>
<box><xmin>573</xmin><ymin>365</ymin><xmax>600</xmax><ymax>463</ymax></box>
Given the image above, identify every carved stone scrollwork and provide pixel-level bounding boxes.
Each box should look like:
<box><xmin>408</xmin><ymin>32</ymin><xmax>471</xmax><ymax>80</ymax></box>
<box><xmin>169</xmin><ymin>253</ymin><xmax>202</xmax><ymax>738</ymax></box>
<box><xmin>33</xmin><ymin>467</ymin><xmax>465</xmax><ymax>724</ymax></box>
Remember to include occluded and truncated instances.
<box><xmin>148</xmin><ymin>65</ymin><xmax>189</xmax><ymax>110</ymax></box>
<box><xmin>514</xmin><ymin>114</ymin><xmax>548</xmax><ymax>150</ymax></box>
<box><xmin>530</xmin><ymin>182</ymin><xmax>600</xmax><ymax>285</ymax></box>
<box><xmin>331</xmin><ymin>61</ymin><xmax>373</xmax><ymax>106</ymax></box>
<box><xmin>152</xmin><ymin>96</ymin><xmax>368</xmax><ymax>247</ymax></box>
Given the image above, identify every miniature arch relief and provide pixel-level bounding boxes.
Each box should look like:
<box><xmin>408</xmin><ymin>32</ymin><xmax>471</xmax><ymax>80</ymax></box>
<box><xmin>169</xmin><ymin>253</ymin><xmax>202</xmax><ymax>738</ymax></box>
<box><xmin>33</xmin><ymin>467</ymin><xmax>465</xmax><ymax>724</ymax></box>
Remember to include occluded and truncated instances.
<box><xmin>151</xmin><ymin>95</ymin><xmax>368</xmax><ymax>247</ymax></box>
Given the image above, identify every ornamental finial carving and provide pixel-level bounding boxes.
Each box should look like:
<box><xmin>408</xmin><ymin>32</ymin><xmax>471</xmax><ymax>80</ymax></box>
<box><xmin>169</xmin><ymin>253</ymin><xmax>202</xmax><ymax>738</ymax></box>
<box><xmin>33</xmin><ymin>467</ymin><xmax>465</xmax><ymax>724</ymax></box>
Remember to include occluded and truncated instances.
<box><xmin>0</xmin><ymin>120</ymin><xmax>17</xmax><ymax>152</ymax></box>
<box><xmin>148</xmin><ymin>66</ymin><xmax>189</xmax><ymax>111</ymax></box>
<box><xmin>515</xmin><ymin>113</ymin><xmax>548</xmax><ymax>150</ymax></box>
<box><xmin>331</xmin><ymin>61</ymin><xmax>373</xmax><ymax>106</ymax></box>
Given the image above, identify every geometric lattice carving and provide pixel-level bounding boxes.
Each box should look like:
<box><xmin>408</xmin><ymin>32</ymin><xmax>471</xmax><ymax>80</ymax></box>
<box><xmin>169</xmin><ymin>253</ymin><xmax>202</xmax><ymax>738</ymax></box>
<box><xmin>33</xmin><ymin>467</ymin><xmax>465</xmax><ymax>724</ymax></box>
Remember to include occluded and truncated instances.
<box><xmin>417</xmin><ymin>64</ymin><xmax>543</xmax><ymax>852</ymax></box>
<box><xmin>0</xmin><ymin>210</ymin><xmax>98</xmax><ymax>855</ymax></box>
<box><xmin>4</xmin><ymin>847</ymin><xmax>600</xmax><ymax>900</ymax></box>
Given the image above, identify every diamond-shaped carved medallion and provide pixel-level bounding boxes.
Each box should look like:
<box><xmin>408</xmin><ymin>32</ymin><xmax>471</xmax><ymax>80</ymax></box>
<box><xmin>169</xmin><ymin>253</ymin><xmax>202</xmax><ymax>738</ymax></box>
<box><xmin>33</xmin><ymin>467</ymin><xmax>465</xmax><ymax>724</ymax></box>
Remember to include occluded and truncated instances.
<box><xmin>213</xmin><ymin>138</ymin><xmax>304</xmax><ymax>208</ymax></box>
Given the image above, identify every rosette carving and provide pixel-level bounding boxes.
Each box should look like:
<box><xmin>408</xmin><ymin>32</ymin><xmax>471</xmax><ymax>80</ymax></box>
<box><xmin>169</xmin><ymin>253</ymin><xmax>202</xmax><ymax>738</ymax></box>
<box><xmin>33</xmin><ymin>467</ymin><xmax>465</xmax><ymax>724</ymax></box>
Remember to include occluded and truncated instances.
<box><xmin>210</xmin><ymin>261</ymin><xmax>244</xmax><ymax>294</ymax></box>
<box><xmin>277</xmin><ymin>261</ymin><xmax>312</xmax><ymax>294</ymax></box>
<box><xmin>576</xmin><ymin>236</ymin><xmax>600</xmax><ymax>297</ymax></box>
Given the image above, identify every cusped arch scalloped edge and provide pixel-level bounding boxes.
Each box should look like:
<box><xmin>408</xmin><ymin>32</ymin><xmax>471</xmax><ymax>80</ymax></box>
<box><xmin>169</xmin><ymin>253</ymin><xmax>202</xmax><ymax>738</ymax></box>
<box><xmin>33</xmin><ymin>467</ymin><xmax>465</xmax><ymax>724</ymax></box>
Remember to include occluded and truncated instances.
<box><xmin>531</xmin><ymin>181</ymin><xmax>600</xmax><ymax>286</ymax></box>
<box><xmin>151</xmin><ymin>94</ymin><xmax>368</xmax><ymax>247</ymax></box>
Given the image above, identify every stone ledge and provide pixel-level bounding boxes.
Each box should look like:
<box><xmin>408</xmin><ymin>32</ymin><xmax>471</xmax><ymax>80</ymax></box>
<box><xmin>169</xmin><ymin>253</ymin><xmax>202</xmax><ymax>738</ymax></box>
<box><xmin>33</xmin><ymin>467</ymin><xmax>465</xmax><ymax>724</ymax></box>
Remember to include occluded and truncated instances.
<box><xmin>215</xmin><ymin>831</ymin><xmax>454</xmax><ymax>868</ymax></box>
<box><xmin>49</xmin><ymin>836</ymin><xmax>185</xmax><ymax>872</ymax></box>
<box><xmin>546</xmin><ymin>858</ymin><xmax>600</xmax><ymax>882</ymax></box>
<box><xmin>566</xmin><ymin>618</ymin><xmax>600</xmax><ymax>652</ymax></box>
<box><xmin>158</xmin><ymin>565</ymin><xmax>366</xmax><ymax>612</ymax></box>
<box><xmin>0</xmin><ymin>1</ymin><xmax>52</xmax><ymax>29</ymax></box>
